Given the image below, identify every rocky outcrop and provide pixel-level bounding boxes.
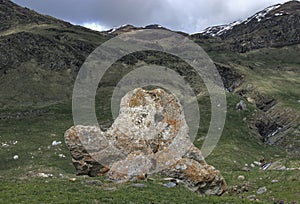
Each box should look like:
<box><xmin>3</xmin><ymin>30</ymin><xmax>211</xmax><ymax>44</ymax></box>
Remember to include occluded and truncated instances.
<box><xmin>65</xmin><ymin>88</ymin><xmax>227</xmax><ymax>195</ymax></box>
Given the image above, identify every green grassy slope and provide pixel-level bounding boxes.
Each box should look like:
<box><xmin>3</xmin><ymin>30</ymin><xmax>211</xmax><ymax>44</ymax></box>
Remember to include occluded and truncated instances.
<box><xmin>0</xmin><ymin>92</ymin><xmax>299</xmax><ymax>203</ymax></box>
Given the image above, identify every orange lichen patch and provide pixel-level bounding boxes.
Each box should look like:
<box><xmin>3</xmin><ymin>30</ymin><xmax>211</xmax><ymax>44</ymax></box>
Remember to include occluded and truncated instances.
<box><xmin>164</xmin><ymin>114</ymin><xmax>182</xmax><ymax>132</ymax></box>
<box><xmin>171</xmin><ymin>159</ymin><xmax>217</xmax><ymax>184</ymax></box>
<box><xmin>129</xmin><ymin>89</ymin><xmax>146</xmax><ymax>107</ymax></box>
<box><xmin>65</xmin><ymin>127</ymin><xmax>81</xmax><ymax>144</ymax></box>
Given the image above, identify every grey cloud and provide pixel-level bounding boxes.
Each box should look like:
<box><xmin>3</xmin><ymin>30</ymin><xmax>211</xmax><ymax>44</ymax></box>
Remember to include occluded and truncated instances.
<box><xmin>12</xmin><ymin>0</ymin><xmax>291</xmax><ymax>33</ymax></box>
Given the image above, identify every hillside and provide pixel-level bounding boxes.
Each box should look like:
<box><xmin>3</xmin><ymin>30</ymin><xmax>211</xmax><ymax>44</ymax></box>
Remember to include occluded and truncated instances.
<box><xmin>0</xmin><ymin>0</ymin><xmax>299</xmax><ymax>203</ymax></box>
<box><xmin>198</xmin><ymin>0</ymin><xmax>300</xmax><ymax>52</ymax></box>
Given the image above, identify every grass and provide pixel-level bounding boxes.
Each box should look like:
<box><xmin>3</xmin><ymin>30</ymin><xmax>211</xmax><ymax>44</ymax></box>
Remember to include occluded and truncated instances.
<box><xmin>0</xmin><ymin>91</ymin><xmax>299</xmax><ymax>203</ymax></box>
<box><xmin>0</xmin><ymin>177</ymin><xmax>257</xmax><ymax>204</ymax></box>
<box><xmin>0</xmin><ymin>4</ymin><xmax>299</xmax><ymax>202</ymax></box>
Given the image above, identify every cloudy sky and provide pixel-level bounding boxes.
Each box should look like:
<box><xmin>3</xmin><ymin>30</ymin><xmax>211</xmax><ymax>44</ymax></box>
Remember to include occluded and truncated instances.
<box><xmin>12</xmin><ymin>0</ymin><xmax>292</xmax><ymax>33</ymax></box>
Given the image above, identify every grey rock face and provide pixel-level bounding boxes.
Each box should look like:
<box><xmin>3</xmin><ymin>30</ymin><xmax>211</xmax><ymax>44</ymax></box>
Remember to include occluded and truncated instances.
<box><xmin>65</xmin><ymin>88</ymin><xmax>227</xmax><ymax>195</ymax></box>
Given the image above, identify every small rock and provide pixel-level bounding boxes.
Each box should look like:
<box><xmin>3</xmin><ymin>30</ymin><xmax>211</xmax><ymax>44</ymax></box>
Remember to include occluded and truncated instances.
<box><xmin>131</xmin><ymin>183</ymin><xmax>146</xmax><ymax>188</ymax></box>
<box><xmin>256</xmin><ymin>186</ymin><xmax>267</xmax><ymax>194</ymax></box>
<box><xmin>242</xmin><ymin>167</ymin><xmax>250</xmax><ymax>172</ymax></box>
<box><xmin>250</xmin><ymin>163</ymin><xmax>255</xmax><ymax>168</ymax></box>
<box><xmin>266</xmin><ymin>161</ymin><xmax>287</xmax><ymax>171</ymax></box>
<box><xmin>58</xmin><ymin>153</ymin><xmax>66</xmax><ymax>158</ymax></box>
<box><xmin>244</xmin><ymin>163</ymin><xmax>248</xmax><ymax>167</ymax></box>
<box><xmin>236</xmin><ymin>100</ymin><xmax>247</xmax><ymax>110</ymax></box>
<box><xmin>51</xmin><ymin>140</ymin><xmax>62</xmax><ymax>146</ymax></box>
<box><xmin>163</xmin><ymin>182</ymin><xmax>177</xmax><ymax>188</ymax></box>
<box><xmin>247</xmin><ymin>194</ymin><xmax>257</xmax><ymax>201</ymax></box>
<box><xmin>271</xmin><ymin>179</ymin><xmax>279</xmax><ymax>183</ymax></box>
<box><xmin>237</xmin><ymin>175</ymin><xmax>245</xmax><ymax>181</ymax></box>
<box><xmin>37</xmin><ymin>173</ymin><xmax>53</xmax><ymax>178</ymax></box>
<box><xmin>13</xmin><ymin>155</ymin><xmax>19</xmax><ymax>160</ymax></box>
<box><xmin>254</xmin><ymin>161</ymin><xmax>262</xmax><ymax>166</ymax></box>
<box><xmin>261</xmin><ymin>162</ymin><xmax>272</xmax><ymax>170</ymax></box>
<box><xmin>69</xmin><ymin>178</ymin><xmax>77</xmax><ymax>182</ymax></box>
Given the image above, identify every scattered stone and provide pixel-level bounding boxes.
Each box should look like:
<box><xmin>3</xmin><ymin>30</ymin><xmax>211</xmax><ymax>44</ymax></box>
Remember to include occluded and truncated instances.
<box><xmin>65</xmin><ymin>88</ymin><xmax>227</xmax><ymax>195</ymax></box>
<box><xmin>257</xmin><ymin>186</ymin><xmax>267</xmax><ymax>194</ymax></box>
<box><xmin>236</xmin><ymin>100</ymin><xmax>247</xmax><ymax>110</ymax></box>
<box><xmin>261</xmin><ymin>162</ymin><xmax>272</xmax><ymax>170</ymax></box>
<box><xmin>52</xmin><ymin>140</ymin><xmax>62</xmax><ymax>146</ymax></box>
<box><xmin>271</xmin><ymin>179</ymin><xmax>279</xmax><ymax>183</ymax></box>
<box><xmin>13</xmin><ymin>155</ymin><xmax>19</xmax><ymax>160</ymax></box>
<box><xmin>69</xmin><ymin>178</ymin><xmax>77</xmax><ymax>182</ymax></box>
<box><xmin>37</xmin><ymin>173</ymin><xmax>53</xmax><ymax>178</ymax></box>
<box><xmin>237</xmin><ymin>175</ymin><xmax>245</xmax><ymax>181</ymax></box>
<box><xmin>131</xmin><ymin>183</ymin><xmax>146</xmax><ymax>188</ymax></box>
<box><xmin>254</xmin><ymin>161</ymin><xmax>262</xmax><ymax>166</ymax></box>
<box><xmin>230</xmin><ymin>183</ymin><xmax>249</xmax><ymax>194</ymax></box>
<box><xmin>244</xmin><ymin>163</ymin><xmax>248</xmax><ymax>167</ymax></box>
<box><xmin>163</xmin><ymin>182</ymin><xmax>177</xmax><ymax>188</ymax></box>
<box><xmin>267</xmin><ymin>161</ymin><xmax>286</xmax><ymax>170</ymax></box>
<box><xmin>242</xmin><ymin>167</ymin><xmax>250</xmax><ymax>172</ymax></box>
<box><xmin>247</xmin><ymin>194</ymin><xmax>258</xmax><ymax>201</ymax></box>
<box><xmin>250</xmin><ymin>163</ymin><xmax>255</xmax><ymax>168</ymax></box>
<box><xmin>58</xmin><ymin>153</ymin><xmax>66</xmax><ymax>158</ymax></box>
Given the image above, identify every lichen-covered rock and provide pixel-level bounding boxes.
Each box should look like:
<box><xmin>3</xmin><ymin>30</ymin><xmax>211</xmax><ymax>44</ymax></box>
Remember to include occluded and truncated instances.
<box><xmin>65</xmin><ymin>88</ymin><xmax>227</xmax><ymax>195</ymax></box>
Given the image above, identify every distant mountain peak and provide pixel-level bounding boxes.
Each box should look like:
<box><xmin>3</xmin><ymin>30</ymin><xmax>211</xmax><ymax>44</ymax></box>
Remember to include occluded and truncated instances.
<box><xmin>199</xmin><ymin>0</ymin><xmax>300</xmax><ymax>37</ymax></box>
<box><xmin>106</xmin><ymin>24</ymin><xmax>167</xmax><ymax>34</ymax></box>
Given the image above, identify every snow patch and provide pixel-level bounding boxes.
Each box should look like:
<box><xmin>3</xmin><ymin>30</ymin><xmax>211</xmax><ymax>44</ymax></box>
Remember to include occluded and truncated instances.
<box><xmin>108</xmin><ymin>24</ymin><xmax>130</xmax><ymax>33</ymax></box>
<box><xmin>244</xmin><ymin>4</ymin><xmax>282</xmax><ymax>24</ymax></box>
<box><xmin>199</xmin><ymin>3</ymin><xmax>283</xmax><ymax>37</ymax></box>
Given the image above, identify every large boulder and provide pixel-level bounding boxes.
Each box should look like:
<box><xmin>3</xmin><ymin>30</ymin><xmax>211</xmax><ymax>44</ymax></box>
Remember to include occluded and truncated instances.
<box><xmin>65</xmin><ymin>88</ymin><xmax>227</xmax><ymax>195</ymax></box>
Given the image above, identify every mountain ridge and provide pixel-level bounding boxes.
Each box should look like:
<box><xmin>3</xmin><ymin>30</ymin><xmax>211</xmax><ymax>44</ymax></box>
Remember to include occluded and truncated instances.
<box><xmin>0</xmin><ymin>1</ymin><xmax>299</xmax><ymax>203</ymax></box>
<box><xmin>194</xmin><ymin>0</ymin><xmax>300</xmax><ymax>52</ymax></box>
<box><xmin>0</xmin><ymin>0</ymin><xmax>299</xmax><ymax>153</ymax></box>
